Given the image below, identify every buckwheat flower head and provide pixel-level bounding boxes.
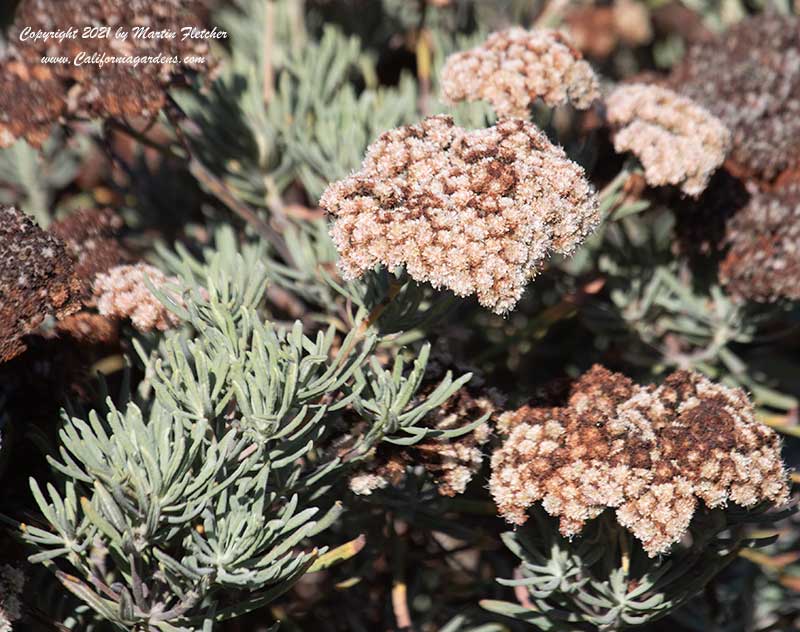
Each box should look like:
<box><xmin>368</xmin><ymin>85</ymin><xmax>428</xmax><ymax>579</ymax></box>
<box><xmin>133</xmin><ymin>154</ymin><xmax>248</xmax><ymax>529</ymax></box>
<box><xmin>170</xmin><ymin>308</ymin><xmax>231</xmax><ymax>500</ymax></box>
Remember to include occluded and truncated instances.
<box><xmin>93</xmin><ymin>263</ymin><xmax>181</xmax><ymax>333</ymax></box>
<box><xmin>720</xmin><ymin>184</ymin><xmax>800</xmax><ymax>303</ymax></box>
<box><xmin>349</xmin><ymin>472</ymin><xmax>392</xmax><ymax>496</ymax></box>
<box><xmin>0</xmin><ymin>564</ymin><xmax>25</xmax><ymax>632</ymax></box>
<box><xmin>440</xmin><ymin>28</ymin><xmax>600</xmax><ymax>118</ymax></box>
<box><xmin>320</xmin><ymin>115</ymin><xmax>599</xmax><ymax>314</ymax></box>
<box><xmin>490</xmin><ymin>365</ymin><xmax>789</xmax><ymax>556</ymax></box>
<box><xmin>50</xmin><ymin>208</ymin><xmax>128</xmax><ymax>281</ymax></box>
<box><xmin>606</xmin><ymin>84</ymin><xmax>730</xmax><ymax>196</ymax></box>
<box><xmin>669</xmin><ymin>13</ymin><xmax>800</xmax><ymax>182</ymax></box>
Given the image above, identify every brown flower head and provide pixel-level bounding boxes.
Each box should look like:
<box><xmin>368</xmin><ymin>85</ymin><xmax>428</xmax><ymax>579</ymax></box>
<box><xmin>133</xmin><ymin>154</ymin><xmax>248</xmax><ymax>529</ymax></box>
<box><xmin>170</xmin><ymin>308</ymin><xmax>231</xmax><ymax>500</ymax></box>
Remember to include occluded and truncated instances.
<box><xmin>49</xmin><ymin>208</ymin><xmax>128</xmax><ymax>281</ymax></box>
<box><xmin>0</xmin><ymin>0</ymin><xmax>211</xmax><ymax>148</ymax></box>
<box><xmin>720</xmin><ymin>184</ymin><xmax>800</xmax><ymax>303</ymax></box>
<box><xmin>320</xmin><ymin>115</ymin><xmax>599</xmax><ymax>314</ymax></box>
<box><xmin>0</xmin><ymin>206</ymin><xmax>85</xmax><ymax>362</ymax></box>
<box><xmin>490</xmin><ymin>365</ymin><xmax>788</xmax><ymax>556</ymax></box>
<box><xmin>93</xmin><ymin>263</ymin><xmax>181</xmax><ymax>332</ymax></box>
<box><xmin>440</xmin><ymin>27</ymin><xmax>600</xmax><ymax>118</ymax></box>
<box><xmin>669</xmin><ymin>13</ymin><xmax>800</xmax><ymax>183</ymax></box>
<box><xmin>606</xmin><ymin>83</ymin><xmax>730</xmax><ymax>196</ymax></box>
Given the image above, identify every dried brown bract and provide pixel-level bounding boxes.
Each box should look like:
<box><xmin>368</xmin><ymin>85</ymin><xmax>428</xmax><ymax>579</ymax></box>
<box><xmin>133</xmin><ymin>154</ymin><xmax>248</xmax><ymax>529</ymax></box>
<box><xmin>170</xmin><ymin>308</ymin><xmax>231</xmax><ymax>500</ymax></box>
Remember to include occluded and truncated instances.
<box><xmin>606</xmin><ymin>83</ymin><xmax>730</xmax><ymax>196</ymax></box>
<box><xmin>0</xmin><ymin>0</ymin><xmax>211</xmax><ymax>148</ymax></box>
<box><xmin>490</xmin><ymin>365</ymin><xmax>788</xmax><ymax>556</ymax></box>
<box><xmin>669</xmin><ymin>13</ymin><xmax>800</xmax><ymax>183</ymax></box>
<box><xmin>320</xmin><ymin>115</ymin><xmax>599</xmax><ymax>314</ymax></box>
<box><xmin>720</xmin><ymin>184</ymin><xmax>800</xmax><ymax>303</ymax></box>
<box><xmin>0</xmin><ymin>206</ymin><xmax>85</xmax><ymax>362</ymax></box>
<box><xmin>93</xmin><ymin>263</ymin><xmax>181</xmax><ymax>332</ymax></box>
<box><xmin>440</xmin><ymin>27</ymin><xmax>600</xmax><ymax>118</ymax></box>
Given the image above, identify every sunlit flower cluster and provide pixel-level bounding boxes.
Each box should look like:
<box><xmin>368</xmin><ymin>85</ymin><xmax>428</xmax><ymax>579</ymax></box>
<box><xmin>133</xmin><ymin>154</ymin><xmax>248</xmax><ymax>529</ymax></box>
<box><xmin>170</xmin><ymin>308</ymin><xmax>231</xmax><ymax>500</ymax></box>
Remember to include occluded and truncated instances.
<box><xmin>606</xmin><ymin>83</ymin><xmax>730</xmax><ymax>196</ymax></box>
<box><xmin>94</xmin><ymin>263</ymin><xmax>181</xmax><ymax>333</ymax></box>
<box><xmin>491</xmin><ymin>365</ymin><xmax>788</xmax><ymax>556</ymax></box>
<box><xmin>440</xmin><ymin>27</ymin><xmax>600</xmax><ymax>118</ymax></box>
<box><xmin>321</xmin><ymin>115</ymin><xmax>599</xmax><ymax>314</ymax></box>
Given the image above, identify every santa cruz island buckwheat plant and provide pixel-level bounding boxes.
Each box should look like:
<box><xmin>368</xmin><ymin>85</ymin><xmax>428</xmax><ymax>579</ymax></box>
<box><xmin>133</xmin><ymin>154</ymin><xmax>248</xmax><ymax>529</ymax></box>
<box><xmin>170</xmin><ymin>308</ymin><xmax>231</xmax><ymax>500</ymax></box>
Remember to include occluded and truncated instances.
<box><xmin>1</xmin><ymin>2</ymin><xmax>798</xmax><ymax>632</ymax></box>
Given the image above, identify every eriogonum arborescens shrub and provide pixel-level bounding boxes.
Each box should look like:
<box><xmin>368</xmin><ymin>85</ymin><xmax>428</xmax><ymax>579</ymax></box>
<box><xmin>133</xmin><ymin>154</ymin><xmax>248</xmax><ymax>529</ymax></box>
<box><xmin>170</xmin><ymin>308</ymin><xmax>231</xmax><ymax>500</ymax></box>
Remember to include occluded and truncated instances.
<box><xmin>320</xmin><ymin>115</ymin><xmax>599</xmax><ymax>314</ymax></box>
<box><xmin>2</xmin><ymin>3</ymin><xmax>798</xmax><ymax>632</ymax></box>
<box><xmin>440</xmin><ymin>27</ymin><xmax>600</xmax><ymax>118</ymax></box>
<box><xmin>491</xmin><ymin>365</ymin><xmax>789</xmax><ymax>556</ymax></box>
<box><xmin>605</xmin><ymin>83</ymin><xmax>730</xmax><ymax>196</ymax></box>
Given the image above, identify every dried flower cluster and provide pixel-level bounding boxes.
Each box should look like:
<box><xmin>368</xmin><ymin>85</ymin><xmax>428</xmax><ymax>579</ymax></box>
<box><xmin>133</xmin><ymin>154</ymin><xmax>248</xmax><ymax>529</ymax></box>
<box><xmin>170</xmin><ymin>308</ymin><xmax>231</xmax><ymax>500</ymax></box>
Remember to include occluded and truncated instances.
<box><xmin>350</xmin><ymin>387</ymin><xmax>498</xmax><ymax>497</ymax></box>
<box><xmin>0</xmin><ymin>206</ymin><xmax>85</xmax><ymax>362</ymax></box>
<box><xmin>720</xmin><ymin>184</ymin><xmax>800</xmax><ymax>303</ymax></box>
<box><xmin>93</xmin><ymin>263</ymin><xmax>181</xmax><ymax>332</ymax></box>
<box><xmin>669</xmin><ymin>13</ymin><xmax>800</xmax><ymax>183</ymax></box>
<box><xmin>50</xmin><ymin>208</ymin><xmax>128</xmax><ymax>281</ymax></box>
<box><xmin>440</xmin><ymin>27</ymin><xmax>600</xmax><ymax>118</ymax></box>
<box><xmin>0</xmin><ymin>565</ymin><xmax>25</xmax><ymax>632</ymax></box>
<box><xmin>565</xmin><ymin>0</ymin><xmax>653</xmax><ymax>59</ymax></box>
<box><xmin>0</xmin><ymin>0</ymin><xmax>210</xmax><ymax>148</ymax></box>
<box><xmin>490</xmin><ymin>365</ymin><xmax>788</xmax><ymax>556</ymax></box>
<box><xmin>606</xmin><ymin>83</ymin><xmax>730</xmax><ymax>196</ymax></box>
<box><xmin>320</xmin><ymin>115</ymin><xmax>599</xmax><ymax>314</ymax></box>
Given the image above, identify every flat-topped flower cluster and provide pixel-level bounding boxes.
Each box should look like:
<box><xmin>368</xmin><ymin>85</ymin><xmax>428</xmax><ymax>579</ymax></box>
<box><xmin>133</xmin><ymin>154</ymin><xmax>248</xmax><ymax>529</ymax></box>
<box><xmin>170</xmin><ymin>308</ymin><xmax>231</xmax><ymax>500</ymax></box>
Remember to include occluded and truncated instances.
<box><xmin>490</xmin><ymin>365</ymin><xmax>789</xmax><ymax>556</ymax></box>
<box><xmin>321</xmin><ymin>115</ymin><xmax>599</xmax><ymax>314</ymax></box>
<box><xmin>440</xmin><ymin>27</ymin><xmax>600</xmax><ymax>118</ymax></box>
<box><xmin>606</xmin><ymin>83</ymin><xmax>730</xmax><ymax>196</ymax></box>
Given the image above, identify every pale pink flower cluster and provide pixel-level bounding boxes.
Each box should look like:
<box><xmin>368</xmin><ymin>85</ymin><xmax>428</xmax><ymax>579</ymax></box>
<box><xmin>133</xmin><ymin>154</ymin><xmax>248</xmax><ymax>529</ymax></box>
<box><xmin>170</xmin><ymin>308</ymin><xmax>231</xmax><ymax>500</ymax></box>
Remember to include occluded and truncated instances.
<box><xmin>0</xmin><ymin>565</ymin><xmax>25</xmax><ymax>632</ymax></box>
<box><xmin>440</xmin><ymin>28</ymin><xmax>600</xmax><ymax>118</ymax></box>
<box><xmin>321</xmin><ymin>115</ymin><xmax>599</xmax><ymax>314</ymax></box>
<box><xmin>490</xmin><ymin>366</ymin><xmax>788</xmax><ymax>556</ymax></box>
<box><xmin>606</xmin><ymin>83</ymin><xmax>731</xmax><ymax>196</ymax></box>
<box><xmin>93</xmin><ymin>263</ymin><xmax>181</xmax><ymax>333</ymax></box>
